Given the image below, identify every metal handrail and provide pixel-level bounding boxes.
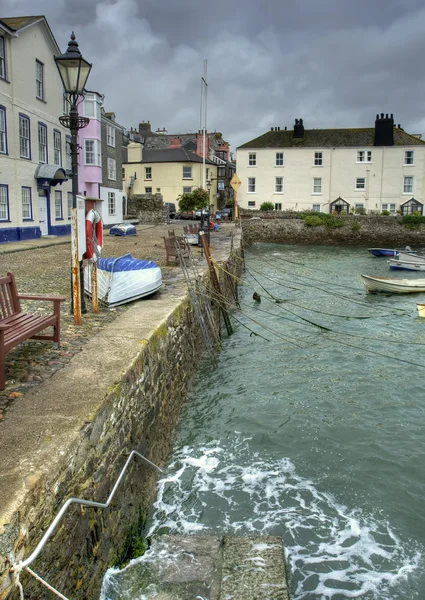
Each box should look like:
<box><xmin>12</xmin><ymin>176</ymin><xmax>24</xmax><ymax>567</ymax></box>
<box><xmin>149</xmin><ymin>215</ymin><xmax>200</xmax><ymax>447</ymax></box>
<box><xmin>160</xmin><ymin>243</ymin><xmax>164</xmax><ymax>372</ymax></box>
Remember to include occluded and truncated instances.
<box><xmin>13</xmin><ymin>450</ymin><xmax>163</xmax><ymax>574</ymax></box>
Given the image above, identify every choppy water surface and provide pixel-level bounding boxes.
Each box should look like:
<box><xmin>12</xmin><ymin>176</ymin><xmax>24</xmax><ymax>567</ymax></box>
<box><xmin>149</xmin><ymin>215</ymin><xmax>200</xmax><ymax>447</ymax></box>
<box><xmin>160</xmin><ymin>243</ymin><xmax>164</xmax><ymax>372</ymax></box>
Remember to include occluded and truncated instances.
<box><xmin>103</xmin><ymin>245</ymin><xmax>425</xmax><ymax>600</ymax></box>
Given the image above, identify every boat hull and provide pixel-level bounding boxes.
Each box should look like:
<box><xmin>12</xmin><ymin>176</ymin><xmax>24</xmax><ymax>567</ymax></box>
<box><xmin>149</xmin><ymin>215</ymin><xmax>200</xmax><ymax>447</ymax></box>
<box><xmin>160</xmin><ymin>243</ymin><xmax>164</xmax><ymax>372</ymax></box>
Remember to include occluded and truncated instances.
<box><xmin>368</xmin><ymin>248</ymin><xmax>416</xmax><ymax>257</ymax></box>
<box><xmin>361</xmin><ymin>274</ymin><xmax>425</xmax><ymax>294</ymax></box>
<box><xmin>417</xmin><ymin>304</ymin><xmax>425</xmax><ymax>317</ymax></box>
<box><xmin>84</xmin><ymin>255</ymin><xmax>162</xmax><ymax>306</ymax></box>
<box><xmin>388</xmin><ymin>259</ymin><xmax>425</xmax><ymax>271</ymax></box>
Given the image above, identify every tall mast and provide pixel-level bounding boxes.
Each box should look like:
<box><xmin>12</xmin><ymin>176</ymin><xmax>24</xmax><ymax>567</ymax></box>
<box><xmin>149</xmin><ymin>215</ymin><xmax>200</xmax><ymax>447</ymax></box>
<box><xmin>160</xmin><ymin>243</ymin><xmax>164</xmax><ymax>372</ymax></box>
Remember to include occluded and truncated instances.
<box><xmin>200</xmin><ymin>59</ymin><xmax>208</xmax><ymax>189</ymax></box>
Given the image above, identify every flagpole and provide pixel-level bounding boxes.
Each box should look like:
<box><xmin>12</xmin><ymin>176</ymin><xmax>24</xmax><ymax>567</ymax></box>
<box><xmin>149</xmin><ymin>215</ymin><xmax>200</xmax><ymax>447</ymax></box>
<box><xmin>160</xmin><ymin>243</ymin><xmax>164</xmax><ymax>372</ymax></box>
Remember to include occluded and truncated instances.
<box><xmin>201</xmin><ymin>59</ymin><xmax>208</xmax><ymax>189</ymax></box>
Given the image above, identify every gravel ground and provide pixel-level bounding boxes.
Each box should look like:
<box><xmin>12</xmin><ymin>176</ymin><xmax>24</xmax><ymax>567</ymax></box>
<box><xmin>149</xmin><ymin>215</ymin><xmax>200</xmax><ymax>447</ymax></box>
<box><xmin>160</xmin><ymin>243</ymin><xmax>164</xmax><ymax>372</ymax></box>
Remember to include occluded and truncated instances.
<box><xmin>0</xmin><ymin>221</ymin><xmax>233</xmax><ymax>419</ymax></box>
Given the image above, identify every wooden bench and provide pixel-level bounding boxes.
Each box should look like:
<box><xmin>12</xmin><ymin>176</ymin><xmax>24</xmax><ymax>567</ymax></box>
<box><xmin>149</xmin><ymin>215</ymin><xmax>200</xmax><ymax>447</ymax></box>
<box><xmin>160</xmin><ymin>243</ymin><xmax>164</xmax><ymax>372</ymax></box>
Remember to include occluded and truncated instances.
<box><xmin>163</xmin><ymin>236</ymin><xmax>191</xmax><ymax>266</ymax></box>
<box><xmin>0</xmin><ymin>272</ymin><xmax>66</xmax><ymax>390</ymax></box>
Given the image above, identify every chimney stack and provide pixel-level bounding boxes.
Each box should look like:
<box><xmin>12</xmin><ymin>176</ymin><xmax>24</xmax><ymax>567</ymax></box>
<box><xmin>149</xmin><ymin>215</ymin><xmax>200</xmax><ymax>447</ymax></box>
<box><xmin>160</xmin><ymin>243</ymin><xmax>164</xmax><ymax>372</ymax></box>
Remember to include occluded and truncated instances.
<box><xmin>293</xmin><ymin>118</ymin><xmax>304</xmax><ymax>138</ymax></box>
<box><xmin>374</xmin><ymin>112</ymin><xmax>394</xmax><ymax>146</ymax></box>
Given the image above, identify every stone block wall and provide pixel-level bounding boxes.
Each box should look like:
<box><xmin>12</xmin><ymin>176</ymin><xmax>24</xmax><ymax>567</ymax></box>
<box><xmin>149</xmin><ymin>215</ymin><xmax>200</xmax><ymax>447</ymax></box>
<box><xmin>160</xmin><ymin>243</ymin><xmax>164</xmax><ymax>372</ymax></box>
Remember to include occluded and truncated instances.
<box><xmin>0</xmin><ymin>242</ymin><xmax>243</xmax><ymax>600</ymax></box>
<box><xmin>241</xmin><ymin>215</ymin><xmax>425</xmax><ymax>247</ymax></box>
<box><xmin>126</xmin><ymin>194</ymin><xmax>163</xmax><ymax>224</ymax></box>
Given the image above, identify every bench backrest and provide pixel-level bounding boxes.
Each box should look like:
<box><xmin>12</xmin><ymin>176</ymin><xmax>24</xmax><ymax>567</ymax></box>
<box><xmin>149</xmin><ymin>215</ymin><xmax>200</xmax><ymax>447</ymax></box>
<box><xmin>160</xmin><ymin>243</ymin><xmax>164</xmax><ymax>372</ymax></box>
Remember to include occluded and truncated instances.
<box><xmin>0</xmin><ymin>272</ymin><xmax>21</xmax><ymax>320</ymax></box>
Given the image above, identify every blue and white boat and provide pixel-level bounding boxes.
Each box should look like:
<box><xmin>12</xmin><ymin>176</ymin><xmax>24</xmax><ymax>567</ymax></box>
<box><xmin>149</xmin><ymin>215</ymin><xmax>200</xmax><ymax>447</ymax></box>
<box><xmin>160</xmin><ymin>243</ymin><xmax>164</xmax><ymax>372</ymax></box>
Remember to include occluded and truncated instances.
<box><xmin>109</xmin><ymin>223</ymin><xmax>137</xmax><ymax>236</ymax></box>
<box><xmin>84</xmin><ymin>254</ymin><xmax>162</xmax><ymax>307</ymax></box>
<box><xmin>368</xmin><ymin>246</ymin><xmax>416</xmax><ymax>257</ymax></box>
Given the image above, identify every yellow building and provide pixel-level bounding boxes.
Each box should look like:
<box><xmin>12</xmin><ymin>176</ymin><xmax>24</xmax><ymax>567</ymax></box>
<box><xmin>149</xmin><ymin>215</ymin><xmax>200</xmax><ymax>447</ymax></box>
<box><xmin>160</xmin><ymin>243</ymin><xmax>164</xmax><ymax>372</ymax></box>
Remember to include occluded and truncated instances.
<box><xmin>123</xmin><ymin>141</ymin><xmax>218</xmax><ymax>212</ymax></box>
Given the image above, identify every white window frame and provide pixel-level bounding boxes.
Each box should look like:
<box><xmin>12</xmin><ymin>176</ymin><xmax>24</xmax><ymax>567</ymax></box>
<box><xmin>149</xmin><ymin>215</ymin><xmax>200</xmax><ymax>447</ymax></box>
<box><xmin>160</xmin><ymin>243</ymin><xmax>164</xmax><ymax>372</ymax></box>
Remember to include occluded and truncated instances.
<box><xmin>108</xmin><ymin>191</ymin><xmax>116</xmax><ymax>215</ymax></box>
<box><xmin>403</xmin><ymin>176</ymin><xmax>413</xmax><ymax>194</ymax></box>
<box><xmin>19</xmin><ymin>115</ymin><xmax>30</xmax><ymax>159</ymax></box>
<box><xmin>248</xmin><ymin>153</ymin><xmax>257</xmax><ymax>166</ymax></box>
<box><xmin>312</xmin><ymin>204</ymin><xmax>321</xmax><ymax>212</ymax></box>
<box><xmin>275</xmin><ymin>176</ymin><xmax>284</xmax><ymax>193</ymax></box>
<box><xmin>83</xmin><ymin>93</ymin><xmax>101</xmax><ymax>120</ymax></box>
<box><xmin>54</xmin><ymin>190</ymin><xmax>62</xmax><ymax>219</ymax></box>
<box><xmin>38</xmin><ymin>123</ymin><xmax>47</xmax><ymax>163</ymax></box>
<box><xmin>53</xmin><ymin>130</ymin><xmax>62</xmax><ymax>166</ymax></box>
<box><xmin>21</xmin><ymin>187</ymin><xmax>32</xmax><ymax>220</ymax></box>
<box><xmin>0</xmin><ymin>185</ymin><xmax>8</xmax><ymax>220</ymax></box>
<box><xmin>248</xmin><ymin>177</ymin><xmax>256</xmax><ymax>193</ymax></box>
<box><xmin>67</xmin><ymin>191</ymin><xmax>73</xmax><ymax>219</ymax></box>
<box><xmin>145</xmin><ymin>166</ymin><xmax>152</xmax><ymax>180</ymax></box>
<box><xmin>65</xmin><ymin>136</ymin><xmax>72</xmax><ymax>171</ymax></box>
<box><xmin>182</xmin><ymin>166</ymin><xmax>192</xmax><ymax>179</ymax></box>
<box><xmin>107</xmin><ymin>125</ymin><xmax>115</xmax><ymax>147</ymax></box>
<box><xmin>382</xmin><ymin>203</ymin><xmax>396</xmax><ymax>215</ymax></box>
<box><xmin>312</xmin><ymin>177</ymin><xmax>322</xmax><ymax>194</ymax></box>
<box><xmin>248</xmin><ymin>200</ymin><xmax>256</xmax><ymax>207</ymax></box>
<box><xmin>274</xmin><ymin>203</ymin><xmax>282</xmax><ymax>210</ymax></box>
<box><xmin>275</xmin><ymin>152</ymin><xmax>284</xmax><ymax>166</ymax></box>
<box><xmin>145</xmin><ymin>187</ymin><xmax>152</xmax><ymax>193</ymax></box>
<box><xmin>357</xmin><ymin>150</ymin><xmax>372</xmax><ymax>163</ymax></box>
<box><xmin>0</xmin><ymin>37</ymin><xmax>5</xmax><ymax>79</ymax></box>
<box><xmin>314</xmin><ymin>151</ymin><xmax>323</xmax><ymax>166</ymax></box>
<box><xmin>0</xmin><ymin>107</ymin><xmax>7</xmax><ymax>154</ymax></box>
<box><xmin>107</xmin><ymin>157</ymin><xmax>116</xmax><ymax>180</ymax></box>
<box><xmin>183</xmin><ymin>186</ymin><xmax>192</xmax><ymax>194</ymax></box>
<box><xmin>355</xmin><ymin>177</ymin><xmax>366</xmax><ymax>190</ymax></box>
<box><xmin>36</xmin><ymin>60</ymin><xmax>44</xmax><ymax>100</ymax></box>
<box><xmin>404</xmin><ymin>150</ymin><xmax>414</xmax><ymax>166</ymax></box>
<box><xmin>84</xmin><ymin>139</ymin><xmax>101</xmax><ymax>166</ymax></box>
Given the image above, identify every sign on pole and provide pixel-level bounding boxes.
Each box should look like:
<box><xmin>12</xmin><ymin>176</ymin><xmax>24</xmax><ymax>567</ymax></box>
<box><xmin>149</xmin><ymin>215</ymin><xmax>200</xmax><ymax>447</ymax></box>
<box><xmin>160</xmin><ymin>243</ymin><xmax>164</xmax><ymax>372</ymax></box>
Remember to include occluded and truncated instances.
<box><xmin>230</xmin><ymin>174</ymin><xmax>241</xmax><ymax>220</ymax></box>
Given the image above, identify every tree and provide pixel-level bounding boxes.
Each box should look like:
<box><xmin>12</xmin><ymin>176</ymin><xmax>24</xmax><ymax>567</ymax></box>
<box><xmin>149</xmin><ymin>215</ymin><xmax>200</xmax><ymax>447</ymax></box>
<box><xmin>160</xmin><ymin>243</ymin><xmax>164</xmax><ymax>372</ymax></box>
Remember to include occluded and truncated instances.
<box><xmin>177</xmin><ymin>187</ymin><xmax>210</xmax><ymax>212</ymax></box>
<box><xmin>177</xmin><ymin>192</ymin><xmax>196</xmax><ymax>213</ymax></box>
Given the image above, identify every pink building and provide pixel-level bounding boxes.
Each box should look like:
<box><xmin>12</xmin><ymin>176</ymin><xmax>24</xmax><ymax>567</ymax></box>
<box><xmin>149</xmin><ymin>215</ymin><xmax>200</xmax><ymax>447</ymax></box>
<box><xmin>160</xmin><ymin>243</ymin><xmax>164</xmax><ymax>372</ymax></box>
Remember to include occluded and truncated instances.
<box><xmin>77</xmin><ymin>91</ymin><xmax>103</xmax><ymax>201</ymax></box>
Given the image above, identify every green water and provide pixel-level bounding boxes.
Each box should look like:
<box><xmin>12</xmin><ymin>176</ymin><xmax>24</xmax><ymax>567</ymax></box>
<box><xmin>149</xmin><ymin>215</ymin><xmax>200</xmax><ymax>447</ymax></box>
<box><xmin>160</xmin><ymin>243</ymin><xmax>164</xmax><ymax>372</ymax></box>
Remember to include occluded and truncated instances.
<box><xmin>103</xmin><ymin>245</ymin><xmax>425</xmax><ymax>599</ymax></box>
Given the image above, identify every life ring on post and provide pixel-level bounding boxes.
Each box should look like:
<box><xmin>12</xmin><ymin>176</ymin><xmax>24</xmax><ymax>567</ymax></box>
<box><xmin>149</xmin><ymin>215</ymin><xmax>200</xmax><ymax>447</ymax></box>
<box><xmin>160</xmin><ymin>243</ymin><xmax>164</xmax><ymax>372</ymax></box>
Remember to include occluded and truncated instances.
<box><xmin>84</xmin><ymin>209</ymin><xmax>103</xmax><ymax>263</ymax></box>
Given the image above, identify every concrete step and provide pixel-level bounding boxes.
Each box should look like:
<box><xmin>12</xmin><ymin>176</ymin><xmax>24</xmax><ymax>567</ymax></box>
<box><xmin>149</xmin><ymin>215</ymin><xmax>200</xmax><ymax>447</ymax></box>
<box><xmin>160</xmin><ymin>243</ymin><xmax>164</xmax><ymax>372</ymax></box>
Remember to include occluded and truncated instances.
<box><xmin>103</xmin><ymin>534</ymin><xmax>289</xmax><ymax>600</ymax></box>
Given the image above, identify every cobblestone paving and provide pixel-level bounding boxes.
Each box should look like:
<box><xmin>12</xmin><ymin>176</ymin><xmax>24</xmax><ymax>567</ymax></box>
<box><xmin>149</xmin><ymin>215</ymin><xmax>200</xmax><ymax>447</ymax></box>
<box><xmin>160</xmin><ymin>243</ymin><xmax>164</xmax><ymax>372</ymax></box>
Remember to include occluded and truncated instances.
<box><xmin>0</xmin><ymin>221</ymin><xmax>216</xmax><ymax>420</ymax></box>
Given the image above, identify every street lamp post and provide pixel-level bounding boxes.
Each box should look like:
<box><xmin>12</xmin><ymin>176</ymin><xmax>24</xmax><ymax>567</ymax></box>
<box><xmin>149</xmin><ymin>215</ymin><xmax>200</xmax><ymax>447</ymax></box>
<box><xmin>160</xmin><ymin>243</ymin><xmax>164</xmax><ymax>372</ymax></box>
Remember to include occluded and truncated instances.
<box><xmin>55</xmin><ymin>32</ymin><xmax>92</xmax><ymax>323</ymax></box>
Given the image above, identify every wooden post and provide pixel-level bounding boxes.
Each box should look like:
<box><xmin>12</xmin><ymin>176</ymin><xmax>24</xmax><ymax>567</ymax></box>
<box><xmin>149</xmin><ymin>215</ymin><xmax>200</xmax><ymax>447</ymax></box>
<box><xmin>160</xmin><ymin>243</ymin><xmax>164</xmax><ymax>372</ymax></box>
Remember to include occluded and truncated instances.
<box><xmin>71</xmin><ymin>208</ymin><xmax>81</xmax><ymax>325</ymax></box>
<box><xmin>233</xmin><ymin>187</ymin><xmax>239</xmax><ymax>221</ymax></box>
<box><xmin>91</xmin><ymin>262</ymin><xmax>99</xmax><ymax>313</ymax></box>
<box><xmin>200</xmin><ymin>231</ymin><xmax>233</xmax><ymax>335</ymax></box>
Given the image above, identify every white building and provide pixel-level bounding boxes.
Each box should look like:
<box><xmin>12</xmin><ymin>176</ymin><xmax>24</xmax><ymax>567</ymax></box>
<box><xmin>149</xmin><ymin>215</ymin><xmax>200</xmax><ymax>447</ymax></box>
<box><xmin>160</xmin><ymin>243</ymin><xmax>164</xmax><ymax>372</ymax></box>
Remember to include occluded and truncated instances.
<box><xmin>236</xmin><ymin>115</ymin><xmax>425</xmax><ymax>215</ymax></box>
<box><xmin>0</xmin><ymin>16</ymin><xmax>73</xmax><ymax>242</ymax></box>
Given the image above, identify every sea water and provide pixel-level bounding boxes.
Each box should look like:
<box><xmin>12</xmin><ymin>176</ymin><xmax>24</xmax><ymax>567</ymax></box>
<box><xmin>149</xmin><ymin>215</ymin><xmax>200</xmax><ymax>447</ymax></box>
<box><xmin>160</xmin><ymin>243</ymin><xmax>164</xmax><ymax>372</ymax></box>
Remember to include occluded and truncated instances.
<box><xmin>102</xmin><ymin>245</ymin><xmax>425</xmax><ymax>599</ymax></box>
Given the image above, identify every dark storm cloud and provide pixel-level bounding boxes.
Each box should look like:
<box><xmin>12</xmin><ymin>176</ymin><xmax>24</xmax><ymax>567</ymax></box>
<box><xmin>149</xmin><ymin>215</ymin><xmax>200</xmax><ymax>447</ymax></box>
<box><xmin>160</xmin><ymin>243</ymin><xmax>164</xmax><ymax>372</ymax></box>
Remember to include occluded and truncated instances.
<box><xmin>1</xmin><ymin>0</ymin><xmax>425</xmax><ymax>150</ymax></box>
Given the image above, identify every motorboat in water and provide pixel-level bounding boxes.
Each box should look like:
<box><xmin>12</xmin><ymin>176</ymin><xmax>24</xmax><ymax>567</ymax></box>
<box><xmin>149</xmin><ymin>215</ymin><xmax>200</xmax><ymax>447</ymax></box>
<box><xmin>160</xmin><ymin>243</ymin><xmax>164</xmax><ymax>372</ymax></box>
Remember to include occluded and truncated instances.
<box><xmin>368</xmin><ymin>246</ymin><xmax>416</xmax><ymax>257</ymax></box>
<box><xmin>84</xmin><ymin>254</ymin><xmax>162</xmax><ymax>307</ymax></box>
<box><xmin>361</xmin><ymin>274</ymin><xmax>425</xmax><ymax>294</ymax></box>
<box><xmin>388</xmin><ymin>258</ymin><xmax>425</xmax><ymax>271</ymax></box>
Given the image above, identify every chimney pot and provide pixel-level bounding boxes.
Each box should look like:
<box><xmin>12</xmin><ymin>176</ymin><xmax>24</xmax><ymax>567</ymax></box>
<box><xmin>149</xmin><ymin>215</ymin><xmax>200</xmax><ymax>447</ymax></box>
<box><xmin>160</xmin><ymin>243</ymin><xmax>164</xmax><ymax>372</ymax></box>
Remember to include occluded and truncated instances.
<box><xmin>386</xmin><ymin>113</ymin><xmax>389</xmax><ymax>119</ymax></box>
<box><xmin>381</xmin><ymin>113</ymin><xmax>384</xmax><ymax>119</ymax></box>
<box><xmin>285</xmin><ymin>126</ymin><xmax>287</xmax><ymax>131</ymax></box>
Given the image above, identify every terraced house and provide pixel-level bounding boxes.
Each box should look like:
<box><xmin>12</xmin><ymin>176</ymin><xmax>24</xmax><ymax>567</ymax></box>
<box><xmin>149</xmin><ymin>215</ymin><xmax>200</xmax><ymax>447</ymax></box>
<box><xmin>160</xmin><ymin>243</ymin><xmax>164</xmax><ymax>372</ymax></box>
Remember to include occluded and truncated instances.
<box><xmin>236</xmin><ymin>114</ymin><xmax>425</xmax><ymax>215</ymax></box>
<box><xmin>0</xmin><ymin>15</ymin><xmax>73</xmax><ymax>242</ymax></box>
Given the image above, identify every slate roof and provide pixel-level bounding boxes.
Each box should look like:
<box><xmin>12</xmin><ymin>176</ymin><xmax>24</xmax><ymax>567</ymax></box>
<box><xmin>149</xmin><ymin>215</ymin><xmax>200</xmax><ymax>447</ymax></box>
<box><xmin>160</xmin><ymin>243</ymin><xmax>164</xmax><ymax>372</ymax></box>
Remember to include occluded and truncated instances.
<box><xmin>238</xmin><ymin>127</ymin><xmax>425</xmax><ymax>149</ymax></box>
<box><xmin>0</xmin><ymin>16</ymin><xmax>44</xmax><ymax>31</ymax></box>
<box><xmin>145</xmin><ymin>132</ymin><xmax>227</xmax><ymax>151</ymax></box>
<box><xmin>124</xmin><ymin>148</ymin><xmax>216</xmax><ymax>165</ymax></box>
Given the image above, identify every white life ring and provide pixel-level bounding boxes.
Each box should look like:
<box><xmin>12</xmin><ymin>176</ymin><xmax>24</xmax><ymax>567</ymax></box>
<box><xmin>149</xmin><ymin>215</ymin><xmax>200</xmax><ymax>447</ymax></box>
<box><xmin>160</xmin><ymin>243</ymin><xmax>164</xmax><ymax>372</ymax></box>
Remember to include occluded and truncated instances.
<box><xmin>84</xmin><ymin>209</ymin><xmax>103</xmax><ymax>263</ymax></box>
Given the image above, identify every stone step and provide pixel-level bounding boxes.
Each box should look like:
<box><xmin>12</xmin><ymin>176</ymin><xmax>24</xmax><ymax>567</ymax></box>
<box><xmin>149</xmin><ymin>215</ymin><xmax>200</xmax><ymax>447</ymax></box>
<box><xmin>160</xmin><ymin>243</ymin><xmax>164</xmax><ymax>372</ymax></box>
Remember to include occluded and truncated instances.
<box><xmin>102</xmin><ymin>534</ymin><xmax>289</xmax><ymax>600</ymax></box>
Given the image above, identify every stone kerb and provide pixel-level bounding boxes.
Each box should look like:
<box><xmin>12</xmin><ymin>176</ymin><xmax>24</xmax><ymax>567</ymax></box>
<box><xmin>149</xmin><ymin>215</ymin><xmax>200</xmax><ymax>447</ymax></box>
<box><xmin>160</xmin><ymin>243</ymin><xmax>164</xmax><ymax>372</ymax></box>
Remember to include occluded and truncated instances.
<box><xmin>127</xmin><ymin>193</ymin><xmax>163</xmax><ymax>224</ymax></box>
<box><xmin>0</xmin><ymin>234</ymin><xmax>243</xmax><ymax>600</ymax></box>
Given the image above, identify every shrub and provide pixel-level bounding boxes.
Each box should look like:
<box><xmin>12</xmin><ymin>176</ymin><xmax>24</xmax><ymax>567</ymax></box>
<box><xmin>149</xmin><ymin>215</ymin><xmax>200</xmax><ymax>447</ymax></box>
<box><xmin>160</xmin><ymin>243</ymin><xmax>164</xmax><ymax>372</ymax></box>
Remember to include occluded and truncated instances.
<box><xmin>191</xmin><ymin>187</ymin><xmax>209</xmax><ymax>209</ymax></box>
<box><xmin>401</xmin><ymin>213</ymin><xmax>425</xmax><ymax>229</ymax></box>
<box><xmin>355</xmin><ymin>206</ymin><xmax>366</xmax><ymax>215</ymax></box>
<box><xmin>260</xmin><ymin>202</ymin><xmax>274</xmax><ymax>212</ymax></box>
<box><xmin>381</xmin><ymin>210</ymin><xmax>390</xmax><ymax>216</ymax></box>
<box><xmin>304</xmin><ymin>215</ymin><xmax>324</xmax><ymax>227</ymax></box>
<box><xmin>177</xmin><ymin>192</ymin><xmax>196</xmax><ymax>213</ymax></box>
<box><xmin>351</xmin><ymin>221</ymin><xmax>361</xmax><ymax>232</ymax></box>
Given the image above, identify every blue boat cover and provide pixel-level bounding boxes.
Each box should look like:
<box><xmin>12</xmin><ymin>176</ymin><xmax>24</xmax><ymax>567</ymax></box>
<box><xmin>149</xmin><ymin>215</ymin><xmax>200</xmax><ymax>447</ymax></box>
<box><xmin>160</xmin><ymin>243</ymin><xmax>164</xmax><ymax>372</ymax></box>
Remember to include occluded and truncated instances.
<box><xmin>98</xmin><ymin>254</ymin><xmax>159</xmax><ymax>272</ymax></box>
<box><xmin>109</xmin><ymin>223</ymin><xmax>137</xmax><ymax>236</ymax></box>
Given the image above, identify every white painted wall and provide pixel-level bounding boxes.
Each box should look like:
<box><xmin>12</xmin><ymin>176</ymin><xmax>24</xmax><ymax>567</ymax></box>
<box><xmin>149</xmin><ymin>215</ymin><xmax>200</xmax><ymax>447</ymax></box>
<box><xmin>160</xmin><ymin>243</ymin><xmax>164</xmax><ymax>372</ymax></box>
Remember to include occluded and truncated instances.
<box><xmin>0</xmin><ymin>20</ymin><xmax>72</xmax><ymax>232</ymax></box>
<box><xmin>99</xmin><ymin>186</ymin><xmax>123</xmax><ymax>225</ymax></box>
<box><xmin>236</xmin><ymin>145</ymin><xmax>425</xmax><ymax>213</ymax></box>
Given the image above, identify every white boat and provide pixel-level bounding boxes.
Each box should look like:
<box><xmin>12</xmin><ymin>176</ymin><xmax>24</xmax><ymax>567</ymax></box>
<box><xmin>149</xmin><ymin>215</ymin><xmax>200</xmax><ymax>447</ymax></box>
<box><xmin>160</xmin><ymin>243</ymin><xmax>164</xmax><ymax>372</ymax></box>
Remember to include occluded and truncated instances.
<box><xmin>361</xmin><ymin>274</ymin><xmax>425</xmax><ymax>294</ymax></box>
<box><xmin>395</xmin><ymin>251</ymin><xmax>425</xmax><ymax>263</ymax></box>
<box><xmin>84</xmin><ymin>254</ymin><xmax>162</xmax><ymax>307</ymax></box>
<box><xmin>388</xmin><ymin>259</ymin><xmax>425</xmax><ymax>271</ymax></box>
<box><xmin>417</xmin><ymin>303</ymin><xmax>425</xmax><ymax>317</ymax></box>
<box><xmin>183</xmin><ymin>233</ymin><xmax>199</xmax><ymax>246</ymax></box>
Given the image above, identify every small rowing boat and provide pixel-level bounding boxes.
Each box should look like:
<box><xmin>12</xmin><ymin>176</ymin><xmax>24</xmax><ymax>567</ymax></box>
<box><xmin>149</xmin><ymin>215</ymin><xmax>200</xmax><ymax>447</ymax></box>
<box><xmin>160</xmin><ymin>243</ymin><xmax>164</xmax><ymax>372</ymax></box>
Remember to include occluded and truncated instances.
<box><xmin>368</xmin><ymin>247</ymin><xmax>416</xmax><ymax>257</ymax></box>
<box><xmin>388</xmin><ymin>259</ymin><xmax>425</xmax><ymax>271</ymax></box>
<box><xmin>361</xmin><ymin>274</ymin><xmax>425</xmax><ymax>294</ymax></box>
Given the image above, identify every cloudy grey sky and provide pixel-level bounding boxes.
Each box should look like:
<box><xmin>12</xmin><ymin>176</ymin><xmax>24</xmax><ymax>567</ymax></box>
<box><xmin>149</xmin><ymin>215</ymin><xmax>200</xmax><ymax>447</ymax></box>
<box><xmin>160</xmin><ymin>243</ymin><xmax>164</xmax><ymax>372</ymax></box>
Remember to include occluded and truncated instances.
<box><xmin>1</xmin><ymin>0</ymin><xmax>425</xmax><ymax>151</ymax></box>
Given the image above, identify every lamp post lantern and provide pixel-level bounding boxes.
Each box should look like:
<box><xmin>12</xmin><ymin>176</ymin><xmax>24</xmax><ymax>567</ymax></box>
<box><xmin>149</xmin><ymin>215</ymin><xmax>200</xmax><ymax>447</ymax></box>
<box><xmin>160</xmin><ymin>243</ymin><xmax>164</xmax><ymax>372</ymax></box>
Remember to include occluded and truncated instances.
<box><xmin>55</xmin><ymin>32</ymin><xmax>92</xmax><ymax>323</ymax></box>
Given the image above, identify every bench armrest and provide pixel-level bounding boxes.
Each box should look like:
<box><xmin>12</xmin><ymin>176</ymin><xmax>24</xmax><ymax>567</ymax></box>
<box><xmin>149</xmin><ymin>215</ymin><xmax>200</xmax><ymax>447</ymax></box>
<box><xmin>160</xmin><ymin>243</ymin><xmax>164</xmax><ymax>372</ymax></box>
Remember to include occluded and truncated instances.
<box><xmin>18</xmin><ymin>295</ymin><xmax>66</xmax><ymax>302</ymax></box>
<box><xmin>0</xmin><ymin>322</ymin><xmax>12</xmax><ymax>330</ymax></box>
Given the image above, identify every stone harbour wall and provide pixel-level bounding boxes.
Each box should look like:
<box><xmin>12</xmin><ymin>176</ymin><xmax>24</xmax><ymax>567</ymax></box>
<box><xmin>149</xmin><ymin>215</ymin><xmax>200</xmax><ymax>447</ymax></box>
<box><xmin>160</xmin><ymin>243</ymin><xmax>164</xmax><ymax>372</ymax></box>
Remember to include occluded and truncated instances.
<box><xmin>127</xmin><ymin>193</ymin><xmax>163</xmax><ymax>224</ymax></box>
<box><xmin>241</xmin><ymin>215</ymin><xmax>425</xmax><ymax>247</ymax></box>
<box><xmin>0</xmin><ymin>241</ymin><xmax>242</xmax><ymax>600</ymax></box>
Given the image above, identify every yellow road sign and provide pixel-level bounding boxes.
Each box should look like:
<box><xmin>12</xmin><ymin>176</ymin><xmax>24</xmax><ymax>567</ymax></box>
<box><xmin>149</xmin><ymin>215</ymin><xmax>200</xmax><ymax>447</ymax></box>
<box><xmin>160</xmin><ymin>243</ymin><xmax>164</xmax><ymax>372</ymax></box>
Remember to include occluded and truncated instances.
<box><xmin>230</xmin><ymin>174</ymin><xmax>241</xmax><ymax>191</ymax></box>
